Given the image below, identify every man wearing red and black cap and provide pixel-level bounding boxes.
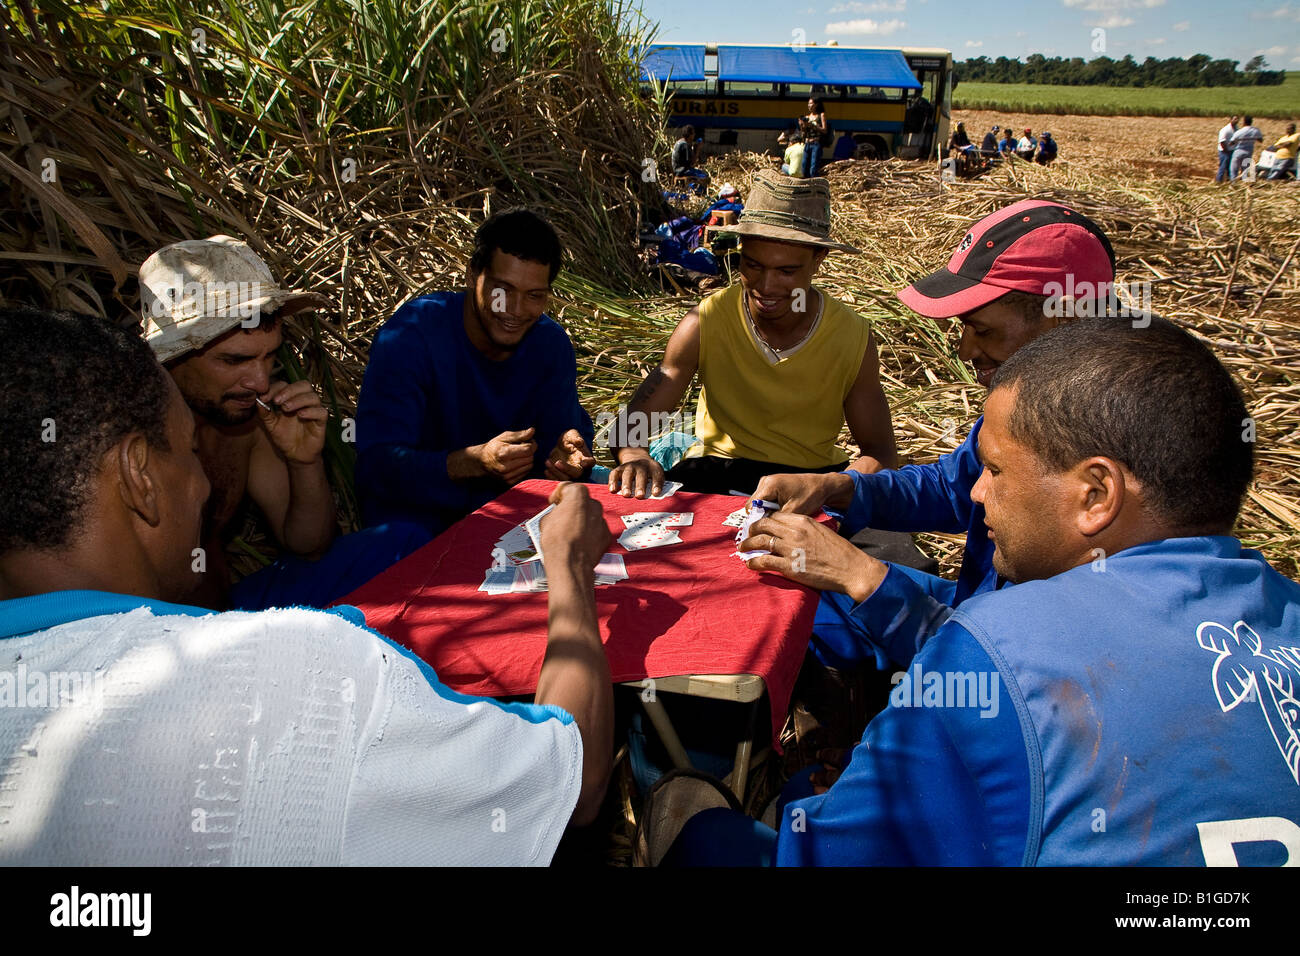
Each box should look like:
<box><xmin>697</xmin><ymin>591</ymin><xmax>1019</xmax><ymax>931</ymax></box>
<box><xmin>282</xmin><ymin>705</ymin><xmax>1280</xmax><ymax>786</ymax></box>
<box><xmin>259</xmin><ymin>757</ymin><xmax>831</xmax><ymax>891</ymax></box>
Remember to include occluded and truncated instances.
<box><xmin>744</xmin><ymin>199</ymin><xmax>1116</xmax><ymax>669</ymax></box>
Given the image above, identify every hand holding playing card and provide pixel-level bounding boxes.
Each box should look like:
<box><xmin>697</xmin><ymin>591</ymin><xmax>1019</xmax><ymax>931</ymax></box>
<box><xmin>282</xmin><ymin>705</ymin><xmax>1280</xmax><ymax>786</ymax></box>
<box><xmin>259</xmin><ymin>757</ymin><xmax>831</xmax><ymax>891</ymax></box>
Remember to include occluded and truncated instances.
<box><xmin>539</xmin><ymin>482</ymin><xmax>612</xmax><ymax>571</ymax></box>
<box><xmin>741</xmin><ymin>512</ymin><xmax>888</xmax><ymax>602</ymax></box>
<box><xmin>752</xmin><ymin>472</ymin><xmax>855</xmax><ymax>516</ymax></box>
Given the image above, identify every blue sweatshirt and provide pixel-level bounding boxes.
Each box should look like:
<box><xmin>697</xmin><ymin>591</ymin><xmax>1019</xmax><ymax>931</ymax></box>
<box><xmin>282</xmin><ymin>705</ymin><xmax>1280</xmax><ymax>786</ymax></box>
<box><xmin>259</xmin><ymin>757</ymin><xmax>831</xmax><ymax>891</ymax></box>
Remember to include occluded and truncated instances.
<box><xmin>354</xmin><ymin>292</ymin><xmax>593</xmax><ymax>534</ymax></box>
<box><xmin>779</xmin><ymin>536</ymin><xmax>1300</xmax><ymax>865</ymax></box>
<box><xmin>814</xmin><ymin>418</ymin><xmax>1000</xmax><ymax>669</ymax></box>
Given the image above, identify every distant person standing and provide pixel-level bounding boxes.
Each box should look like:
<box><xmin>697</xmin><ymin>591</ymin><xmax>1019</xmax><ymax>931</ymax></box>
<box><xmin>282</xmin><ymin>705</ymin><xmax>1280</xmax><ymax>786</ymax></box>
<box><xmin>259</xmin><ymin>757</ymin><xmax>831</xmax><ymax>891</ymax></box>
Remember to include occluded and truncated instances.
<box><xmin>1035</xmin><ymin>131</ymin><xmax>1058</xmax><ymax>165</ymax></box>
<box><xmin>1215</xmin><ymin>115</ymin><xmax>1239</xmax><ymax>183</ymax></box>
<box><xmin>1228</xmin><ymin>116</ymin><xmax>1264</xmax><ymax>180</ymax></box>
<box><xmin>1266</xmin><ymin>123</ymin><xmax>1298</xmax><ymax>180</ymax></box>
<box><xmin>802</xmin><ymin>98</ymin><xmax>829</xmax><ymax>176</ymax></box>
<box><xmin>1016</xmin><ymin>127</ymin><xmax>1037</xmax><ymax>161</ymax></box>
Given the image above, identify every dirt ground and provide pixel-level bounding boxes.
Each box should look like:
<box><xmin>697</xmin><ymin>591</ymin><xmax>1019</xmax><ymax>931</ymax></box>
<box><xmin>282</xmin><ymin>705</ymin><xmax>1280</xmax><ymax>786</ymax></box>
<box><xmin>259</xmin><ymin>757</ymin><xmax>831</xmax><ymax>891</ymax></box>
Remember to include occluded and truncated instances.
<box><xmin>954</xmin><ymin>110</ymin><xmax>1294</xmax><ymax>181</ymax></box>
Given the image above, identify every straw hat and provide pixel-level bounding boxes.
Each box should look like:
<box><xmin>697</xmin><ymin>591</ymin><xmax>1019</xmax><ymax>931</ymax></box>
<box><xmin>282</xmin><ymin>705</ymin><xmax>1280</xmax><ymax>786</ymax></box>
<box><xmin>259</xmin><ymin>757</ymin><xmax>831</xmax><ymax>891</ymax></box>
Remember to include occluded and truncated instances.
<box><xmin>140</xmin><ymin>235</ymin><xmax>327</xmax><ymax>362</ymax></box>
<box><xmin>715</xmin><ymin>169</ymin><xmax>859</xmax><ymax>254</ymax></box>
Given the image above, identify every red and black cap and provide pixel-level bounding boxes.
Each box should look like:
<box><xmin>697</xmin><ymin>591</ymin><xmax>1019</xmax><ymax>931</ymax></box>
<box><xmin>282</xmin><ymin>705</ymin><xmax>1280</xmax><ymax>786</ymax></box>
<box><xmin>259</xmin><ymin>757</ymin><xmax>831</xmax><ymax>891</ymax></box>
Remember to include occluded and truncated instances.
<box><xmin>896</xmin><ymin>200</ymin><xmax>1116</xmax><ymax>318</ymax></box>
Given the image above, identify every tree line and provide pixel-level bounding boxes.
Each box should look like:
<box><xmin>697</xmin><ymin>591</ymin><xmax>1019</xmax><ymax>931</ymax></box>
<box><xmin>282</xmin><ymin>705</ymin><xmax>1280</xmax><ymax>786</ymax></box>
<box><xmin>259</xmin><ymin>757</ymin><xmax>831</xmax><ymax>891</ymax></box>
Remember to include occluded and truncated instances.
<box><xmin>956</xmin><ymin>54</ymin><xmax>1287</xmax><ymax>88</ymax></box>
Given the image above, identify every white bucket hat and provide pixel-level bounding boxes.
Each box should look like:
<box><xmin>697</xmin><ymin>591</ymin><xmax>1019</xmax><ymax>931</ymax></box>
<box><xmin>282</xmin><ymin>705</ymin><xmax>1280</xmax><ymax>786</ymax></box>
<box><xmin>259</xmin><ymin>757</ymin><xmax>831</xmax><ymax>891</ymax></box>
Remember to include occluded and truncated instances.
<box><xmin>140</xmin><ymin>235</ymin><xmax>326</xmax><ymax>362</ymax></box>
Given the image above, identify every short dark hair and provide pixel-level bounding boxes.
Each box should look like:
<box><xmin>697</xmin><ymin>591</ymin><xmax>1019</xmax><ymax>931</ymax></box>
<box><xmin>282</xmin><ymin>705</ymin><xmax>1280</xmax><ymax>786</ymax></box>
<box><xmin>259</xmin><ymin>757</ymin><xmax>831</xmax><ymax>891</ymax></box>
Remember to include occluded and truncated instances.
<box><xmin>1244</xmin><ymin>115</ymin><xmax>1253</xmax><ymax>125</ymax></box>
<box><xmin>0</xmin><ymin>306</ymin><xmax>172</xmax><ymax>553</ymax></box>
<box><xmin>995</xmin><ymin>290</ymin><xmax>1051</xmax><ymax>324</ymax></box>
<box><xmin>682</xmin><ymin>125</ymin><xmax>696</xmax><ymax>139</ymax></box>
<box><xmin>468</xmin><ymin>207</ymin><xmax>564</xmax><ymax>284</ymax></box>
<box><xmin>990</xmin><ymin>317</ymin><xmax>1253</xmax><ymax>533</ymax></box>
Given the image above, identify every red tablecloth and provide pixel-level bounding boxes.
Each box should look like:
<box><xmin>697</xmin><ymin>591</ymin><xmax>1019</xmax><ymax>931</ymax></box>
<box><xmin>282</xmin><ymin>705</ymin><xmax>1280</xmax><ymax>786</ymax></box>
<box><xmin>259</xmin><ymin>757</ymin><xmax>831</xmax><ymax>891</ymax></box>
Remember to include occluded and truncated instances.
<box><xmin>338</xmin><ymin>479</ymin><xmax>819</xmax><ymax>748</ymax></box>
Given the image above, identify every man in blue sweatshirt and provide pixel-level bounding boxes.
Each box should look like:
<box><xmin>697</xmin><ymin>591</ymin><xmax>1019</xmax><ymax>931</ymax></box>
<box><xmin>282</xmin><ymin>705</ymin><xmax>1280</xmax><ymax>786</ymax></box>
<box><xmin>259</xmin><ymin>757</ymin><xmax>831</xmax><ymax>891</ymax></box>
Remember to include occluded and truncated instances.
<box><xmin>753</xmin><ymin>199</ymin><xmax>1117</xmax><ymax>668</ymax></box>
<box><xmin>355</xmin><ymin>208</ymin><xmax>596</xmax><ymax>535</ymax></box>
<box><xmin>667</xmin><ymin>316</ymin><xmax>1300</xmax><ymax>865</ymax></box>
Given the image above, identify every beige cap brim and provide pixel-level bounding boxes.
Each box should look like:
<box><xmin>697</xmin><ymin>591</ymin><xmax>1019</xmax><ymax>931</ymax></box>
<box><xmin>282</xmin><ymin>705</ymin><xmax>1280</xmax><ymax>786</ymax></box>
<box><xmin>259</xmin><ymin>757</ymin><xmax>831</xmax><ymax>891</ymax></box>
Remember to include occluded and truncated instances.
<box><xmin>148</xmin><ymin>290</ymin><xmax>328</xmax><ymax>363</ymax></box>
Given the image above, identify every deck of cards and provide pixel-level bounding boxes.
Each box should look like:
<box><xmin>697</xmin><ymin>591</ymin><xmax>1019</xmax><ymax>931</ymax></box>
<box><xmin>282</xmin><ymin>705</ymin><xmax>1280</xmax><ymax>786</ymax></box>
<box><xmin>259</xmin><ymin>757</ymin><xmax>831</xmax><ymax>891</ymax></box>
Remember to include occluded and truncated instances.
<box><xmin>482</xmin><ymin>503</ymin><xmax>631</xmax><ymax>594</ymax></box>
<box><xmin>733</xmin><ymin>499</ymin><xmax>778</xmax><ymax>560</ymax></box>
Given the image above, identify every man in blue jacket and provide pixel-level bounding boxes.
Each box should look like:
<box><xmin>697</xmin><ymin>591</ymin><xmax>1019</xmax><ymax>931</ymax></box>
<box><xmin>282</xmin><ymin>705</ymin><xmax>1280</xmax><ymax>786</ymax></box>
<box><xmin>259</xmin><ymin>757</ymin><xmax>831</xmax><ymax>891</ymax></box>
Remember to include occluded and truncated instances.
<box><xmin>355</xmin><ymin>208</ymin><xmax>596</xmax><ymax>536</ymax></box>
<box><xmin>754</xmin><ymin>199</ymin><xmax>1117</xmax><ymax>668</ymax></box>
<box><xmin>667</xmin><ymin>316</ymin><xmax>1300</xmax><ymax>865</ymax></box>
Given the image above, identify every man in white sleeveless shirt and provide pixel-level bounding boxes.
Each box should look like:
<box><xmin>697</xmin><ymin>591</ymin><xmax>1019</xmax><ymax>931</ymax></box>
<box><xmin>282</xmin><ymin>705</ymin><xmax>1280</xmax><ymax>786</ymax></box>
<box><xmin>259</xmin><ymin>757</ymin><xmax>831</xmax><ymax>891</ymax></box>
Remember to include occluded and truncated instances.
<box><xmin>0</xmin><ymin>306</ymin><xmax>613</xmax><ymax>866</ymax></box>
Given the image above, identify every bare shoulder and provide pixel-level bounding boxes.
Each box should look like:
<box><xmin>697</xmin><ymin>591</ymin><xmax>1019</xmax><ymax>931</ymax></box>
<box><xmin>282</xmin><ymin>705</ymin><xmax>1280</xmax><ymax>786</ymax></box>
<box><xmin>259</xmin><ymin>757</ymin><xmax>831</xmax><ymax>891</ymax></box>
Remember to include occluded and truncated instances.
<box><xmin>196</xmin><ymin>423</ymin><xmax>259</xmax><ymax>534</ymax></box>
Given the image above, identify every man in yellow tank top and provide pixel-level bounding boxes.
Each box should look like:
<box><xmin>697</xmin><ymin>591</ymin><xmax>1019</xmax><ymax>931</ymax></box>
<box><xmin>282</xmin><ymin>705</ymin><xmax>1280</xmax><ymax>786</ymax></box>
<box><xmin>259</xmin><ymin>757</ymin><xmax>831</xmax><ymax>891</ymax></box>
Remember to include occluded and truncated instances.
<box><xmin>608</xmin><ymin>169</ymin><xmax>898</xmax><ymax>497</ymax></box>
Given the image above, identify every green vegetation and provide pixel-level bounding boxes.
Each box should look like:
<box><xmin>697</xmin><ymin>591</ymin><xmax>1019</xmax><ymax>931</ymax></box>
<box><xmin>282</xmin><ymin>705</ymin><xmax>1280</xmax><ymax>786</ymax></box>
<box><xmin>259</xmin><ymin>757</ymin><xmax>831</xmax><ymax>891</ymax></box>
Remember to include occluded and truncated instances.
<box><xmin>0</xmin><ymin>0</ymin><xmax>667</xmax><ymax>535</ymax></box>
<box><xmin>954</xmin><ymin>72</ymin><xmax>1300</xmax><ymax>118</ymax></box>
<box><xmin>957</xmin><ymin>53</ymin><xmax>1286</xmax><ymax>88</ymax></box>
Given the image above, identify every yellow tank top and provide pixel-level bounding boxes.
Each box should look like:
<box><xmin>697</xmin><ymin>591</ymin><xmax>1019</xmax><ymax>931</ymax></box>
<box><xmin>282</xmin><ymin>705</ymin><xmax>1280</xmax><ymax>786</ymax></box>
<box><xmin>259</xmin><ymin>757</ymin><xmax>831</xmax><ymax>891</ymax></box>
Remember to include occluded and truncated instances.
<box><xmin>689</xmin><ymin>282</ymin><xmax>871</xmax><ymax>468</ymax></box>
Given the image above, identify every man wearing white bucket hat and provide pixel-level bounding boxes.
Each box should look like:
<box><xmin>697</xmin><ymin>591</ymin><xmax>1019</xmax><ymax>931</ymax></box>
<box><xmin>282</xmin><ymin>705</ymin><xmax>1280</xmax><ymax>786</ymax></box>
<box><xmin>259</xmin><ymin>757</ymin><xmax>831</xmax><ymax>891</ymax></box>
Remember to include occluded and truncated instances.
<box><xmin>140</xmin><ymin>235</ymin><xmax>428</xmax><ymax>610</ymax></box>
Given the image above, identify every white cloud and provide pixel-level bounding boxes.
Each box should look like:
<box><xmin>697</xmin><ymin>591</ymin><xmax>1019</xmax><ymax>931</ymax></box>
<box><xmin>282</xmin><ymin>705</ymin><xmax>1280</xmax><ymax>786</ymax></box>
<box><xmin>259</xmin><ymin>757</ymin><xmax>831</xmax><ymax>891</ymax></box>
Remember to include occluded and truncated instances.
<box><xmin>827</xmin><ymin>0</ymin><xmax>906</xmax><ymax>12</ymax></box>
<box><xmin>965</xmin><ymin>39</ymin><xmax>984</xmax><ymax>47</ymax></box>
<box><xmin>1063</xmin><ymin>0</ymin><xmax>1163</xmax><ymax>8</ymax></box>
<box><xmin>1256</xmin><ymin>45</ymin><xmax>1288</xmax><ymax>57</ymax></box>
<box><xmin>825</xmin><ymin>17</ymin><xmax>906</xmax><ymax>35</ymax></box>
<box><xmin>1146</xmin><ymin>36</ymin><xmax>1166</xmax><ymax>45</ymax></box>
<box><xmin>1172</xmin><ymin>20</ymin><xmax>1190</xmax><ymax>31</ymax></box>
<box><xmin>1251</xmin><ymin>4</ymin><xmax>1300</xmax><ymax>20</ymax></box>
<box><xmin>1089</xmin><ymin>14</ymin><xmax>1135</xmax><ymax>26</ymax></box>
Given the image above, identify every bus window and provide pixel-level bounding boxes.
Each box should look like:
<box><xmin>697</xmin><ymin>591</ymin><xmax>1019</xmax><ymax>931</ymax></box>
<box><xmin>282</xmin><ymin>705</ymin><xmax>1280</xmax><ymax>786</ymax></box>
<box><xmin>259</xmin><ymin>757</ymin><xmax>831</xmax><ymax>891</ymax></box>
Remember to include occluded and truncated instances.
<box><xmin>719</xmin><ymin>80</ymin><xmax>782</xmax><ymax>97</ymax></box>
<box><xmin>666</xmin><ymin>79</ymin><xmax>716</xmax><ymax>96</ymax></box>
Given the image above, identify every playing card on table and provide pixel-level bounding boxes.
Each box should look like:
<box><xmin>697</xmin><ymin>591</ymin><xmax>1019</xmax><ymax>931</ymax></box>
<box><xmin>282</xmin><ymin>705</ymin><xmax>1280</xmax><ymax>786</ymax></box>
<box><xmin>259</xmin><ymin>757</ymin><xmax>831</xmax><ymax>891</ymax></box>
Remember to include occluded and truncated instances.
<box><xmin>649</xmin><ymin>480</ymin><xmax>683</xmax><ymax>499</ymax></box>
<box><xmin>512</xmin><ymin>562</ymin><xmax>548</xmax><ymax>593</ymax></box>
<box><xmin>523</xmin><ymin>504</ymin><xmax>555</xmax><ymax>562</ymax></box>
<box><xmin>494</xmin><ymin>524</ymin><xmax>539</xmax><ymax>565</ymax></box>
<box><xmin>618</xmin><ymin>522</ymin><xmax>682</xmax><ymax>551</ymax></box>
<box><xmin>479</xmin><ymin>565</ymin><xmax>519</xmax><ymax>595</ymax></box>
<box><xmin>594</xmin><ymin>552</ymin><xmax>628</xmax><ymax>585</ymax></box>
<box><xmin>621</xmin><ymin>511</ymin><xmax>693</xmax><ymax>531</ymax></box>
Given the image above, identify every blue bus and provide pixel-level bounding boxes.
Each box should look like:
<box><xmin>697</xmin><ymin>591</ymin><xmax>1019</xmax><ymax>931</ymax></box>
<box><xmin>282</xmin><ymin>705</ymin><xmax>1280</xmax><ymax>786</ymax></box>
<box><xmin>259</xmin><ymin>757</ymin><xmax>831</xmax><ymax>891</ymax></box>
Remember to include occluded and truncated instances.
<box><xmin>641</xmin><ymin>42</ymin><xmax>955</xmax><ymax>161</ymax></box>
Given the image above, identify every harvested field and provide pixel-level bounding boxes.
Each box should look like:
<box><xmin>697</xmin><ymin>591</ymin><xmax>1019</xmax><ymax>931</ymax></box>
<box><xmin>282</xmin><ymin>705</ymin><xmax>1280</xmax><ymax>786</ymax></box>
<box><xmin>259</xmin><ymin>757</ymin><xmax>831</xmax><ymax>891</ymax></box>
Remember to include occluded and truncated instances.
<box><xmin>624</xmin><ymin>141</ymin><xmax>1300</xmax><ymax>581</ymax></box>
<box><xmin>955</xmin><ymin>110</ymin><xmax>1299</xmax><ymax>182</ymax></box>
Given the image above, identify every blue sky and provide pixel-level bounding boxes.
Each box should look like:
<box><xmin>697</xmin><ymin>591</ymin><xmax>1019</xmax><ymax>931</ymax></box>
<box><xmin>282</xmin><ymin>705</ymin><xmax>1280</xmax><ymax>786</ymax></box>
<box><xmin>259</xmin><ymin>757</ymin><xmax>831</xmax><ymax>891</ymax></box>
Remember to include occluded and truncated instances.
<box><xmin>633</xmin><ymin>0</ymin><xmax>1300</xmax><ymax>68</ymax></box>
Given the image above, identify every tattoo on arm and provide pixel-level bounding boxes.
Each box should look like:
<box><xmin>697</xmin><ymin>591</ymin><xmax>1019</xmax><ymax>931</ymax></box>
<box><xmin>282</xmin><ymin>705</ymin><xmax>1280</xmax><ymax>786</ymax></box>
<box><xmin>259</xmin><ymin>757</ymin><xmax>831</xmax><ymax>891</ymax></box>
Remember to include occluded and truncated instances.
<box><xmin>629</xmin><ymin>366</ymin><xmax>668</xmax><ymax>409</ymax></box>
